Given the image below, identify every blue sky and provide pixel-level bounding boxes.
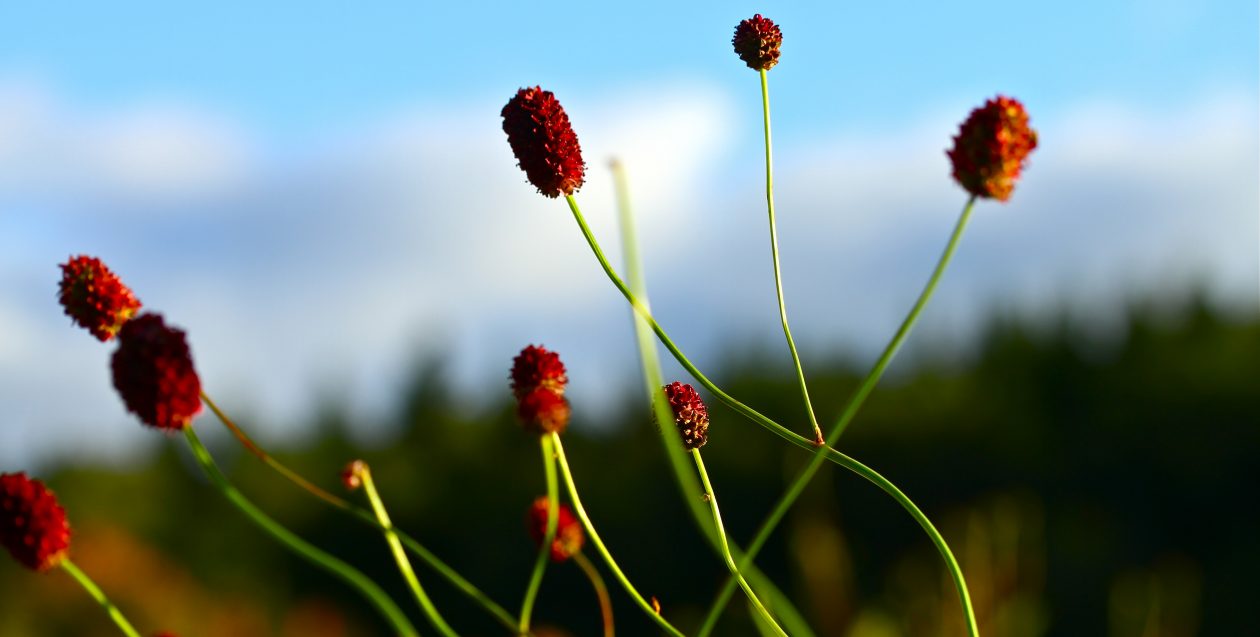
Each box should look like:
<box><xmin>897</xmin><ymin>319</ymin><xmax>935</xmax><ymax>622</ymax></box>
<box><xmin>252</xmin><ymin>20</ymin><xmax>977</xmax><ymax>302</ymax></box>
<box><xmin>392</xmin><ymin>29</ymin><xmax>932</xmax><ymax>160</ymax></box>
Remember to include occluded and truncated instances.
<box><xmin>1</xmin><ymin>1</ymin><xmax>1256</xmax><ymax>466</ymax></box>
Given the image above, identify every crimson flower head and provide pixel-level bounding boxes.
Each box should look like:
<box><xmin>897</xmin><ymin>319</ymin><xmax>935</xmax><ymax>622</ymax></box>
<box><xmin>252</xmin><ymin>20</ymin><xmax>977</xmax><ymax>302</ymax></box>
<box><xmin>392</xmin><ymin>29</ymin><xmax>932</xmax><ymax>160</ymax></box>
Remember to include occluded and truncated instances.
<box><xmin>663</xmin><ymin>382</ymin><xmax>709</xmax><ymax>450</ymax></box>
<box><xmin>947</xmin><ymin>95</ymin><xmax>1038</xmax><ymax>202</ymax></box>
<box><xmin>527</xmin><ymin>496</ymin><xmax>585</xmax><ymax>562</ymax></box>
<box><xmin>732</xmin><ymin>14</ymin><xmax>783</xmax><ymax>71</ymax></box>
<box><xmin>0</xmin><ymin>472</ymin><xmax>71</xmax><ymax>571</ymax></box>
<box><xmin>111</xmin><ymin>313</ymin><xmax>202</xmax><ymax>430</ymax></box>
<box><xmin>501</xmin><ymin>86</ymin><xmax>586</xmax><ymax>198</ymax></box>
<box><xmin>517</xmin><ymin>387</ymin><xmax>571</xmax><ymax>435</ymax></box>
<box><xmin>58</xmin><ymin>255</ymin><xmax>142</xmax><ymax>342</ymax></box>
<box><xmin>510</xmin><ymin>344</ymin><xmax>569</xmax><ymax>399</ymax></box>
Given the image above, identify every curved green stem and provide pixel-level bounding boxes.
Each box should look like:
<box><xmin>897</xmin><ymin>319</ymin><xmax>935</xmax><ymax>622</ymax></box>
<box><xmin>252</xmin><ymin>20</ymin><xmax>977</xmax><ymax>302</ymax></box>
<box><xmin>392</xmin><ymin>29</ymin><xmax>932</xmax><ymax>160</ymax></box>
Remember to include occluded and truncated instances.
<box><xmin>551</xmin><ymin>433</ymin><xmax>688</xmax><ymax>637</ymax></box>
<box><xmin>573</xmin><ymin>551</ymin><xmax>615</xmax><ymax>637</ymax></box>
<box><xmin>519</xmin><ymin>435</ymin><xmax>559</xmax><ymax>633</ymax></box>
<box><xmin>693</xmin><ymin>450</ymin><xmax>786</xmax><ymax>637</ymax></box>
<box><xmin>357</xmin><ymin>464</ymin><xmax>458</xmax><ymax>637</ymax></box>
<box><xmin>60</xmin><ymin>559</ymin><xmax>142</xmax><ymax>637</ymax></box>
<box><xmin>182</xmin><ymin>428</ymin><xmax>419</xmax><ymax>637</ymax></box>
<box><xmin>200</xmin><ymin>392</ymin><xmax>520</xmax><ymax>634</ymax></box>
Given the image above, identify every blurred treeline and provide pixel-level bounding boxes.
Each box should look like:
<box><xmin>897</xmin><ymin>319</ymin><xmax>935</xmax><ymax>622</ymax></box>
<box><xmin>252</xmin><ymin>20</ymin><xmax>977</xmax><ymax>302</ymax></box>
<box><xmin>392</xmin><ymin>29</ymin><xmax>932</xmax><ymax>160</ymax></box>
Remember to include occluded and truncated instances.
<box><xmin>2</xmin><ymin>294</ymin><xmax>1256</xmax><ymax>637</ymax></box>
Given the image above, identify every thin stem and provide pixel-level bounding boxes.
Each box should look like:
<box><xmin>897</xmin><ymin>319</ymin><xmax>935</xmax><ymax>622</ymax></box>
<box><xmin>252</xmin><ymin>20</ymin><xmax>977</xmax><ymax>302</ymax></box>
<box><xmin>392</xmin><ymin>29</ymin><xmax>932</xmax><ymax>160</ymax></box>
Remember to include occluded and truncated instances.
<box><xmin>358</xmin><ymin>464</ymin><xmax>458</xmax><ymax>637</ymax></box>
<box><xmin>551</xmin><ymin>433</ymin><xmax>688</xmax><ymax>637</ymax></box>
<box><xmin>573</xmin><ymin>551</ymin><xmax>615</xmax><ymax>637</ymax></box>
<box><xmin>60</xmin><ymin>559</ymin><xmax>142</xmax><ymax>637</ymax></box>
<box><xmin>759</xmin><ymin>68</ymin><xmax>824</xmax><ymax>445</ymax></box>
<box><xmin>181</xmin><ymin>427</ymin><xmax>419</xmax><ymax>637</ymax></box>
<box><xmin>693</xmin><ymin>450</ymin><xmax>787</xmax><ymax>637</ymax></box>
<box><xmin>519</xmin><ymin>435</ymin><xmax>559</xmax><ymax>633</ymax></box>
<box><xmin>200</xmin><ymin>391</ymin><xmax>520</xmax><ymax>634</ymax></box>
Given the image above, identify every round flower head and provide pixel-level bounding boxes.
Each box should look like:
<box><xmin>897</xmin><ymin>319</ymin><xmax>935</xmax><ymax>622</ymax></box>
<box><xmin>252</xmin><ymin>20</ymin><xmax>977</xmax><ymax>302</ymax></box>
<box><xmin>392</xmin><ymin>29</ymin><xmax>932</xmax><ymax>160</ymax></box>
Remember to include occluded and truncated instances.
<box><xmin>947</xmin><ymin>95</ymin><xmax>1038</xmax><ymax>202</ymax></box>
<box><xmin>663</xmin><ymin>382</ymin><xmax>709</xmax><ymax>450</ymax></box>
<box><xmin>732</xmin><ymin>14</ymin><xmax>783</xmax><ymax>71</ymax></box>
<box><xmin>501</xmin><ymin>86</ymin><xmax>586</xmax><ymax>198</ymax></box>
<box><xmin>0</xmin><ymin>472</ymin><xmax>71</xmax><ymax>571</ymax></box>
<box><xmin>58</xmin><ymin>255</ymin><xmax>142</xmax><ymax>342</ymax></box>
<box><xmin>517</xmin><ymin>387</ymin><xmax>571</xmax><ymax>435</ymax></box>
<box><xmin>111</xmin><ymin>313</ymin><xmax>202</xmax><ymax>430</ymax></box>
<box><xmin>527</xmin><ymin>496</ymin><xmax>585</xmax><ymax>562</ymax></box>
<box><xmin>510</xmin><ymin>344</ymin><xmax>569</xmax><ymax>399</ymax></box>
<box><xmin>341</xmin><ymin>460</ymin><xmax>366</xmax><ymax>491</ymax></box>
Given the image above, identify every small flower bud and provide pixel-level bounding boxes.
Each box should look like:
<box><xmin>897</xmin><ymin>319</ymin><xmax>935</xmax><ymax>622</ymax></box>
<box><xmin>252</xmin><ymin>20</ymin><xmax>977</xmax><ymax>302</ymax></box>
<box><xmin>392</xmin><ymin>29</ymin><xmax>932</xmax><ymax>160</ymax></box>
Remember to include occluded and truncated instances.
<box><xmin>58</xmin><ymin>255</ymin><xmax>142</xmax><ymax>342</ymax></box>
<box><xmin>732</xmin><ymin>14</ymin><xmax>783</xmax><ymax>71</ymax></box>
<box><xmin>0</xmin><ymin>472</ymin><xmax>71</xmax><ymax>571</ymax></box>
<box><xmin>517</xmin><ymin>388</ymin><xmax>571</xmax><ymax>435</ymax></box>
<box><xmin>501</xmin><ymin>87</ymin><xmax>586</xmax><ymax>198</ymax></box>
<box><xmin>111</xmin><ymin>313</ymin><xmax>202</xmax><ymax>430</ymax></box>
<box><xmin>663</xmin><ymin>382</ymin><xmax>709</xmax><ymax>450</ymax></box>
<box><xmin>526</xmin><ymin>496</ymin><xmax>585</xmax><ymax>562</ymax></box>
<box><xmin>947</xmin><ymin>95</ymin><xmax>1039</xmax><ymax>202</ymax></box>
<box><xmin>510</xmin><ymin>345</ymin><xmax>569</xmax><ymax>399</ymax></box>
<box><xmin>341</xmin><ymin>460</ymin><xmax>366</xmax><ymax>491</ymax></box>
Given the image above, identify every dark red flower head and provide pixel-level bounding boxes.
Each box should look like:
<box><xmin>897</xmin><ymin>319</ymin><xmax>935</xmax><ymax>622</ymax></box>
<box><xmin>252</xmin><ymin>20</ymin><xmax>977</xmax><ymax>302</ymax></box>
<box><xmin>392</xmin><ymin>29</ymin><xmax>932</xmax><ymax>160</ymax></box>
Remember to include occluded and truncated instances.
<box><xmin>527</xmin><ymin>496</ymin><xmax>585</xmax><ymax>562</ymax></box>
<box><xmin>517</xmin><ymin>387</ymin><xmax>571</xmax><ymax>435</ymax></box>
<box><xmin>501</xmin><ymin>86</ymin><xmax>586</xmax><ymax>198</ymax></box>
<box><xmin>0</xmin><ymin>472</ymin><xmax>71</xmax><ymax>571</ymax></box>
<box><xmin>111</xmin><ymin>313</ymin><xmax>202</xmax><ymax>430</ymax></box>
<box><xmin>58</xmin><ymin>255</ymin><xmax>142</xmax><ymax>342</ymax></box>
<box><xmin>663</xmin><ymin>382</ymin><xmax>709</xmax><ymax>450</ymax></box>
<box><xmin>510</xmin><ymin>344</ymin><xmax>569</xmax><ymax>399</ymax></box>
<box><xmin>947</xmin><ymin>95</ymin><xmax>1038</xmax><ymax>202</ymax></box>
<box><xmin>732</xmin><ymin>14</ymin><xmax>783</xmax><ymax>71</ymax></box>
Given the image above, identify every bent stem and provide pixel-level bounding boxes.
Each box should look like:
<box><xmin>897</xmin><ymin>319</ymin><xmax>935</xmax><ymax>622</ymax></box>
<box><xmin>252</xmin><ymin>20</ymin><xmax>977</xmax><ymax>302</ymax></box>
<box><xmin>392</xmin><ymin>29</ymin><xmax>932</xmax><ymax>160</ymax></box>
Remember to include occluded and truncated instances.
<box><xmin>573</xmin><ymin>551</ymin><xmax>615</xmax><ymax>637</ymax></box>
<box><xmin>181</xmin><ymin>427</ymin><xmax>419</xmax><ymax>637</ymax></box>
<box><xmin>61</xmin><ymin>559</ymin><xmax>142</xmax><ymax>637</ymax></box>
<box><xmin>200</xmin><ymin>391</ymin><xmax>519</xmax><ymax>634</ymax></box>
<box><xmin>518</xmin><ymin>434</ymin><xmax>559</xmax><ymax>634</ymax></box>
<box><xmin>551</xmin><ymin>432</ymin><xmax>687</xmax><ymax>637</ymax></box>
<box><xmin>759</xmin><ymin>68</ymin><xmax>824</xmax><ymax>445</ymax></box>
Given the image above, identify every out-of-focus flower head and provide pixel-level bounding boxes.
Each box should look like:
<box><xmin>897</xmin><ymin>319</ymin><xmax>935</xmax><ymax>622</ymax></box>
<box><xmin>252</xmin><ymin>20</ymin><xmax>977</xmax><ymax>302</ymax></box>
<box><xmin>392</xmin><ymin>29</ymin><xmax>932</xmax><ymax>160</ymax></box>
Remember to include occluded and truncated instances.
<box><xmin>341</xmin><ymin>460</ymin><xmax>367</xmax><ymax>491</ymax></box>
<box><xmin>501</xmin><ymin>86</ymin><xmax>586</xmax><ymax>198</ymax></box>
<box><xmin>58</xmin><ymin>255</ymin><xmax>142</xmax><ymax>342</ymax></box>
<box><xmin>510</xmin><ymin>344</ymin><xmax>569</xmax><ymax>399</ymax></box>
<box><xmin>0</xmin><ymin>472</ymin><xmax>71</xmax><ymax>571</ymax></box>
<box><xmin>947</xmin><ymin>95</ymin><xmax>1038</xmax><ymax>202</ymax></box>
<box><xmin>732</xmin><ymin>14</ymin><xmax>783</xmax><ymax>71</ymax></box>
<box><xmin>517</xmin><ymin>387</ymin><xmax>571</xmax><ymax>435</ymax></box>
<box><xmin>663</xmin><ymin>382</ymin><xmax>710</xmax><ymax>450</ymax></box>
<box><xmin>527</xmin><ymin>496</ymin><xmax>585</xmax><ymax>562</ymax></box>
<box><xmin>111</xmin><ymin>313</ymin><xmax>202</xmax><ymax>430</ymax></box>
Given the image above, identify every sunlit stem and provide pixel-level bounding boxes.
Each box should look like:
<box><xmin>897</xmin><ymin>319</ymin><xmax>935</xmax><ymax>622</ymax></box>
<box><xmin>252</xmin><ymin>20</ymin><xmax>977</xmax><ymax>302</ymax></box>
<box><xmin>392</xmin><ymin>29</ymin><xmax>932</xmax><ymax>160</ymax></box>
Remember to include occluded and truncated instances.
<box><xmin>60</xmin><ymin>559</ymin><xmax>142</xmax><ymax>637</ymax></box>
<box><xmin>518</xmin><ymin>434</ymin><xmax>559</xmax><ymax>633</ymax></box>
<box><xmin>573</xmin><ymin>551</ymin><xmax>615</xmax><ymax>637</ymax></box>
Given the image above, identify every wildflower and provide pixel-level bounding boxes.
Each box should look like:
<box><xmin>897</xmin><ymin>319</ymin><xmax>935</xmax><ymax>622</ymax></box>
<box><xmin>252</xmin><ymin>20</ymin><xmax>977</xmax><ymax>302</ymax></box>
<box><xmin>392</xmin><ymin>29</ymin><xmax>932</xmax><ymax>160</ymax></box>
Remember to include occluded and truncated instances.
<box><xmin>0</xmin><ymin>472</ymin><xmax>71</xmax><ymax>571</ymax></box>
<box><xmin>526</xmin><ymin>496</ymin><xmax>585</xmax><ymax>562</ymax></box>
<box><xmin>732</xmin><ymin>14</ymin><xmax>783</xmax><ymax>71</ymax></box>
<box><xmin>663</xmin><ymin>382</ymin><xmax>709</xmax><ymax>450</ymax></box>
<box><xmin>58</xmin><ymin>255</ymin><xmax>142</xmax><ymax>342</ymax></box>
<box><xmin>111</xmin><ymin>313</ymin><xmax>202</xmax><ymax>430</ymax></box>
<box><xmin>517</xmin><ymin>387</ymin><xmax>571</xmax><ymax>435</ymax></box>
<box><xmin>341</xmin><ymin>460</ymin><xmax>366</xmax><ymax>491</ymax></box>
<box><xmin>947</xmin><ymin>95</ymin><xmax>1038</xmax><ymax>202</ymax></box>
<box><xmin>501</xmin><ymin>87</ymin><xmax>586</xmax><ymax>198</ymax></box>
<box><xmin>510</xmin><ymin>344</ymin><xmax>569</xmax><ymax>398</ymax></box>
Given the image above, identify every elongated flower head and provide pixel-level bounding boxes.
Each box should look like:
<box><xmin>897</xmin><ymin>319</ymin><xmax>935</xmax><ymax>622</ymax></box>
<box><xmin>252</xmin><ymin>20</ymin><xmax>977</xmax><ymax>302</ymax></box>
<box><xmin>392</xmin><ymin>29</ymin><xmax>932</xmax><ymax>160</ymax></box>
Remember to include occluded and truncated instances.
<box><xmin>510</xmin><ymin>344</ymin><xmax>569</xmax><ymax>398</ymax></box>
<box><xmin>947</xmin><ymin>95</ymin><xmax>1038</xmax><ymax>202</ymax></box>
<box><xmin>0</xmin><ymin>472</ymin><xmax>71</xmax><ymax>571</ymax></box>
<box><xmin>111</xmin><ymin>313</ymin><xmax>202</xmax><ymax>430</ymax></box>
<box><xmin>58</xmin><ymin>255</ymin><xmax>142</xmax><ymax>342</ymax></box>
<box><xmin>501</xmin><ymin>86</ymin><xmax>586</xmax><ymax>198</ymax></box>
<box><xmin>663</xmin><ymin>381</ymin><xmax>709</xmax><ymax>450</ymax></box>
<box><xmin>527</xmin><ymin>496</ymin><xmax>584</xmax><ymax>562</ymax></box>
<box><xmin>517</xmin><ymin>387</ymin><xmax>571</xmax><ymax>435</ymax></box>
<box><xmin>732</xmin><ymin>14</ymin><xmax>783</xmax><ymax>71</ymax></box>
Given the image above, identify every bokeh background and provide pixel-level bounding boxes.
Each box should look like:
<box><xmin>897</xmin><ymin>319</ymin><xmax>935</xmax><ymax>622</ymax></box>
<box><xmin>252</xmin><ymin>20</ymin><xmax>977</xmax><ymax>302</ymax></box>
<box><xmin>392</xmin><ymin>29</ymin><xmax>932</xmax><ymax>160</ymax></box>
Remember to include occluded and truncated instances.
<box><xmin>1</xmin><ymin>1</ymin><xmax>1257</xmax><ymax>635</ymax></box>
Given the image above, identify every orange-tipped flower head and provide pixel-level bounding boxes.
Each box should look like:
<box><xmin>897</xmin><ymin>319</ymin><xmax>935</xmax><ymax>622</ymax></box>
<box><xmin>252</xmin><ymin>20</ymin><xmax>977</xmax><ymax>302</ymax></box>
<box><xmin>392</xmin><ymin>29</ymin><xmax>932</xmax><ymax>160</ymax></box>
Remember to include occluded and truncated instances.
<box><xmin>510</xmin><ymin>344</ymin><xmax>569</xmax><ymax>399</ymax></box>
<box><xmin>947</xmin><ymin>95</ymin><xmax>1038</xmax><ymax>202</ymax></box>
<box><xmin>58</xmin><ymin>255</ymin><xmax>142</xmax><ymax>342</ymax></box>
<box><xmin>527</xmin><ymin>496</ymin><xmax>585</xmax><ymax>562</ymax></box>
<box><xmin>517</xmin><ymin>387</ymin><xmax>571</xmax><ymax>435</ymax></box>
<box><xmin>663</xmin><ymin>382</ymin><xmax>709</xmax><ymax>450</ymax></box>
<box><xmin>501</xmin><ymin>87</ymin><xmax>586</xmax><ymax>198</ymax></box>
<box><xmin>111</xmin><ymin>313</ymin><xmax>202</xmax><ymax>430</ymax></box>
<box><xmin>0</xmin><ymin>472</ymin><xmax>71</xmax><ymax>571</ymax></box>
<box><xmin>732</xmin><ymin>14</ymin><xmax>783</xmax><ymax>71</ymax></box>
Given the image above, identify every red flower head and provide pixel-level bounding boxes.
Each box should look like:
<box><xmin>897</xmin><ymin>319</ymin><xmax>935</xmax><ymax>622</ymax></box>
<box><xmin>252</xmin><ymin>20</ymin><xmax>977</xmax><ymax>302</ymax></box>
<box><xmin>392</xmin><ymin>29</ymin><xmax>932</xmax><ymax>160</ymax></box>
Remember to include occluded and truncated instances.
<box><xmin>341</xmin><ymin>460</ymin><xmax>366</xmax><ymax>491</ymax></box>
<box><xmin>516</xmin><ymin>387</ymin><xmax>571</xmax><ymax>435</ymax></box>
<box><xmin>0</xmin><ymin>472</ymin><xmax>71</xmax><ymax>571</ymax></box>
<box><xmin>510</xmin><ymin>344</ymin><xmax>569</xmax><ymax>399</ymax></box>
<box><xmin>58</xmin><ymin>255</ymin><xmax>142</xmax><ymax>342</ymax></box>
<box><xmin>501</xmin><ymin>87</ymin><xmax>586</xmax><ymax>198</ymax></box>
<box><xmin>526</xmin><ymin>496</ymin><xmax>585</xmax><ymax>562</ymax></box>
<box><xmin>947</xmin><ymin>95</ymin><xmax>1039</xmax><ymax>202</ymax></box>
<box><xmin>732</xmin><ymin>14</ymin><xmax>783</xmax><ymax>71</ymax></box>
<box><xmin>663</xmin><ymin>382</ymin><xmax>709</xmax><ymax>450</ymax></box>
<box><xmin>111</xmin><ymin>313</ymin><xmax>202</xmax><ymax>430</ymax></box>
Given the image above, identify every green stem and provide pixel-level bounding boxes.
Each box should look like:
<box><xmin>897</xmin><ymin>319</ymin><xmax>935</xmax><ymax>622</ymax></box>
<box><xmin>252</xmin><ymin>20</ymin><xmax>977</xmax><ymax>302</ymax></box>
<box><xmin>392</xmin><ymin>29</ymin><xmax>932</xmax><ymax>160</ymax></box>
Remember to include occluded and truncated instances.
<box><xmin>60</xmin><ymin>559</ymin><xmax>142</xmax><ymax>637</ymax></box>
<box><xmin>573</xmin><ymin>551</ymin><xmax>615</xmax><ymax>637</ymax></box>
<box><xmin>759</xmin><ymin>68</ymin><xmax>824</xmax><ymax>445</ymax></box>
<box><xmin>200</xmin><ymin>392</ymin><xmax>520</xmax><ymax>634</ymax></box>
<box><xmin>551</xmin><ymin>433</ymin><xmax>688</xmax><ymax>637</ymax></box>
<box><xmin>519</xmin><ymin>435</ymin><xmax>559</xmax><ymax>633</ymax></box>
<box><xmin>693</xmin><ymin>450</ymin><xmax>787</xmax><ymax>637</ymax></box>
<box><xmin>699</xmin><ymin>197</ymin><xmax>980</xmax><ymax>637</ymax></box>
<box><xmin>182</xmin><ymin>428</ymin><xmax>419</xmax><ymax>637</ymax></box>
<box><xmin>358</xmin><ymin>464</ymin><xmax>458</xmax><ymax>637</ymax></box>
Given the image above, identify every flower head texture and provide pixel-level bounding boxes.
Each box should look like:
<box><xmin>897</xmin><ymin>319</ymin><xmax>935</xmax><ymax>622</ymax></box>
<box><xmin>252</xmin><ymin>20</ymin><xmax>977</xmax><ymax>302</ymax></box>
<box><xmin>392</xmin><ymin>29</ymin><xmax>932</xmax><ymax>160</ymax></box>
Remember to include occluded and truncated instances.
<box><xmin>663</xmin><ymin>381</ymin><xmax>709</xmax><ymax>450</ymax></box>
<box><xmin>517</xmin><ymin>387</ymin><xmax>571</xmax><ymax>435</ymax></box>
<box><xmin>510</xmin><ymin>344</ymin><xmax>569</xmax><ymax>399</ymax></box>
<box><xmin>58</xmin><ymin>255</ymin><xmax>142</xmax><ymax>342</ymax></box>
<box><xmin>0</xmin><ymin>472</ymin><xmax>71</xmax><ymax>571</ymax></box>
<box><xmin>111</xmin><ymin>313</ymin><xmax>202</xmax><ymax>430</ymax></box>
<box><xmin>501</xmin><ymin>87</ymin><xmax>586</xmax><ymax>198</ymax></box>
<box><xmin>527</xmin><ymin>496</ymin><xmax>585</xmax><ymax>562</ymax></box>
<box><xmin>732</xmin><ymin>14</ymin><xmax>783</xmax><ymax>71</ymax></box>
<box><xmin>947</xmin><ymin>95</ymin><xmax>1039</xmax><ymax>202</ymax></box>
